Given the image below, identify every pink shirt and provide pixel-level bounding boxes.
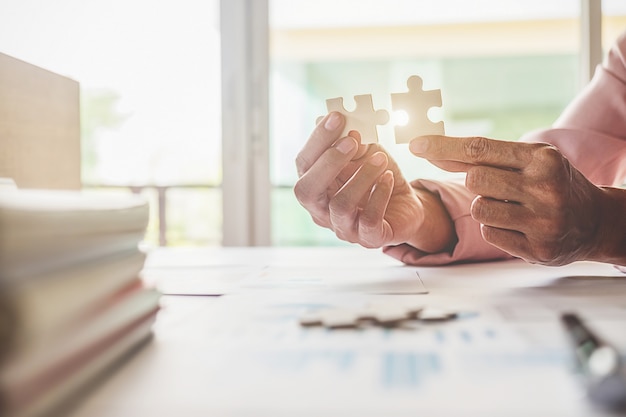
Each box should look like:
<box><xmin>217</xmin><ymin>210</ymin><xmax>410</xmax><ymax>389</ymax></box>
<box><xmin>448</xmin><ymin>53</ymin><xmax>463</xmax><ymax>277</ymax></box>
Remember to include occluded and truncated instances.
<box><xmin>384</xmin><ymin>31</ymin><xmax>626</xmax><ymax>266</ymax></box>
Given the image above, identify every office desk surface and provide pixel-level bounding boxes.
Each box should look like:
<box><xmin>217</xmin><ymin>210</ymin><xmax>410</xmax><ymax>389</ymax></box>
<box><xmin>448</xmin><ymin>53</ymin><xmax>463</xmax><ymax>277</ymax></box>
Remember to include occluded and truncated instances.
<box><xmin>68</xmin><ymin>246</ymin><xmax>626</xmax><ymax>417</ymax></box>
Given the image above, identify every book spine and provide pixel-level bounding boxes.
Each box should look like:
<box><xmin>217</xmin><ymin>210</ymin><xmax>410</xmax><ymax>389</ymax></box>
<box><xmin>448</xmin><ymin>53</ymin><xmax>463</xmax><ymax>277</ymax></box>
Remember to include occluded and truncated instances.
<box><xmin>3</xmin><ymin>289</ymin><xmax>160</xmax><ymax>415</ymax></box>
<box><xmin>11</xmin><ymin>250</ymin><xmax>147</xmax><ymax>347</ymax></box>
<box><xmin>11</xmin><ymin>316</ymin><xmax>156</xmax><ymax>417</ymax></box>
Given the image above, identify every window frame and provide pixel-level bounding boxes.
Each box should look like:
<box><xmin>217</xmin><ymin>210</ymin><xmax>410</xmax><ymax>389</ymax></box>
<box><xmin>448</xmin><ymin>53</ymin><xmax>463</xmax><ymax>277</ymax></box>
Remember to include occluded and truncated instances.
<box><xmin>220</xmin><ymin>0</ymin><xmax>604</xmax><ymax>246</ymax></box>
<box><xmin>220</xmin><ymin>0</ymin><xmax>271</xmax><ymax>246</ymax></box>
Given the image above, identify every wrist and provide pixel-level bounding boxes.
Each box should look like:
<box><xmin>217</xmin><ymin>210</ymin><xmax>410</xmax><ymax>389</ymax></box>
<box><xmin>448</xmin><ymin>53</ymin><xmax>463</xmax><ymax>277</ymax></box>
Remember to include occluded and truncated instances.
<box><xmin>407</xmin><ymin>187</ymin><xmax>457</xmax><ymax>254</ymax></box>
<box><xmin>587</xmin><ymin>187</ymin><xmax>626</xmax><ymax>265</ymax></box>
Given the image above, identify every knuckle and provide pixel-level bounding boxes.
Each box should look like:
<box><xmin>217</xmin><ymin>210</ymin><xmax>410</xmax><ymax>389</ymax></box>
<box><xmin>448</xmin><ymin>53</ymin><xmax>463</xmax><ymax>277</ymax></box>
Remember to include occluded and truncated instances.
<box><xmin>294</xmin><ymin>152</ymin><xmax>310</xmax><ymax>176</ymax></box>
<box><xmin>320</xmin><ymin>147</ymin><xmax>350</xmax><ymax>171</ymax></box>
<box><xmin>526</xmin><ymin>145</ymin><xmax>572</xmax><ymax>204</ymax></box>
<box><xmin>480</xmin><ymin>224</ymin><xmax>503</xmax><ymax>248</ymax></box>
<box><xmin>480</xmin><ymin>224</ymin><xmax>495</xmax><ymax>242</ymax></box>
<box><xmin>332</xmin><ymin>224</ymin><xmax>358</xmax><ymax>244</ymax></box>
<box><xmin>292</xmin><ymin>181</ymin><xmax>312</xmax><ymax>206</ymax></box>
<box><xmin>470</xmin><ymin>196</ymin><xmax>489</xmax><ymax>221</ymax></box>
<box><xmin>465</xmin><ymin>137</ymin><xmax>491</xmax><ymax>161</ymax></box>
<box><xmin>531</xmin><ymin>145</ymin><xmax>567</xmax><ymax>176</ymax></box>
<box><xmin>328</xmin><ymin>194</ymin><xmax>351</xmax><ymax>217</ymax></box>
<box><xmin>534</xmin><ymin>144</ymin><xmax>561</xmax><ymax>162</ymax></box>
<box><xmin>465</xmin><ymin>167</ymin><xmax>485</xmax><ymax>192</ymax></box>
<box><xmin>361</xmin><ymin>240</ymin><xmax>381</xmax><ymax>249</ymax></box>
<box><xmin>333</xmin><ymin>228</ymin><xmax>347</xmax><ymax>241</ymax></box>
<box><xmin>358</xmin><ymin>222</ymin><xmax>382</xmax><ymax>249</ymax></box>
<box><xmin>311</xmin><ymin>215</ymin><xmax>327</xmax><ymax>228</ymax></box>
<box><xmin>293</xmin><ymin>180</ymin><xmax>328</xmax><ymax>212</ymax></box>
<box><xmin>528</xmin><ymin>220</ymin><xmax>570</xmax><ymax>266</ymax></box>
<box><xmin>359</xmin><ymin>213</ymin><xmax>378</xmax><ymax>231</ymax></box>
<box><xmin>533</xmin><ymin>245</ymin><xmax>560</xmax><ymax>265</ymax></box>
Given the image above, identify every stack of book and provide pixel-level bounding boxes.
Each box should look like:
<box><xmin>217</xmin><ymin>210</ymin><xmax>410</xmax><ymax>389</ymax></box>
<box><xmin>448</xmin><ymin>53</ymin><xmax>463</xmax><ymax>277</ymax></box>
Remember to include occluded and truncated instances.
<box><xmin>0</xmin><ymin>189</ymin><xmax>160</xmax><ymax>417</ymax></box>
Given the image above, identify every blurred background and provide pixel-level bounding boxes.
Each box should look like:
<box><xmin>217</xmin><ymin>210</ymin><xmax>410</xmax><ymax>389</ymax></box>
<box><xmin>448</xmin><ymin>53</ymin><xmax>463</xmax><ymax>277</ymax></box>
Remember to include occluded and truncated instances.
<box><xmin>1</xmin><ymin>0</ymin><xmax>624</xmax><ymax>247</ymax></box>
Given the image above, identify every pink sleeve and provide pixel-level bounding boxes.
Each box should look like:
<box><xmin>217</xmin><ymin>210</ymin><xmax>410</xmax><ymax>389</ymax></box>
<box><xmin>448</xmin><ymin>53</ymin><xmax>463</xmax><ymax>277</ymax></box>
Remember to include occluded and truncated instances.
<box><xmin>384</xmin><ymin>31</ymin><xmax>626</xmax><ymax>266</ymax></box>
<box><xmin>382</xmin><ymin>179</ymin><xmax>513</xmax><ymax>265</ymax></box>
<box><xmin>520</xmin><ymin>31</ymin><xmax>626</xmax><ymax>186</ymax></box>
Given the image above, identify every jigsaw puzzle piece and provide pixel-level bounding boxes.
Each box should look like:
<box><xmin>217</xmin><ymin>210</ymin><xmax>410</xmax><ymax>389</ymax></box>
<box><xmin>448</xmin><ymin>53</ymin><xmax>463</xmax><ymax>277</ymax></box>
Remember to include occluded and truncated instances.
<box><xmin>299</xmin><ymin>308</ymin><xmax>361</xmax><ymax>329</ymax></box>
<box><xmin>298</xmin><ymin>302</ymin><xmax>464</xmax><ymax>330</ymax></box>
<box><xmin>316</xmin><ymin>95</ymin><xmax>389</xmax><ymax>144</ymax></box>
<box><xmin>391</xmin><ymin>75</ymin><xmax>445</xmax><ymax>144</ymax></box>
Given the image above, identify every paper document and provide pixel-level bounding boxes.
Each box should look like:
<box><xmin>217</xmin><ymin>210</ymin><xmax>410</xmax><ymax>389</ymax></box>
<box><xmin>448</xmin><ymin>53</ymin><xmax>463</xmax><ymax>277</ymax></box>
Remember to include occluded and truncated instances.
<box><xmin>156</xmin><ymin>291</ymin><xmax>622</xmax><ymax>417</ymax></box>
<box><xmin>143</xmin><ymin>265</ymin><xmax>427</xmax><ymax>295</ymax></box>
<box><xmin>240</xmin><ymin>265</ymin><xmax>428</xmax><ymax>294</ymax></box>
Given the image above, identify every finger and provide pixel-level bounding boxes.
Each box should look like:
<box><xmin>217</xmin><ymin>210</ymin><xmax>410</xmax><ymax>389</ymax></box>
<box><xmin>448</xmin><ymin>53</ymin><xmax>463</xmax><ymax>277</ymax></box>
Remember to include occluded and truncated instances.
<box><xmin>347</xmin><ymin>131</ymin><xmax>378</xmax><ymax>162</ymax></box>
<box><xmin>337</xmin><ymin>143</ymin><xmax>379</xmax><ymax>184</ymax></box>
<box><xmin>465</xmin><ymin>166</ymin><xmax>526</xmax><ymax>202</ymax></box>
<box><xmin>294</xmin><ymin>136</ymin><xmax>358</xmax><ymax>209</ymax></box>
<box><xmin>480</xmin><ymin>224</ymin><xmax>533</xmax><ymax>261</ymax></box>
<box><xmin>329</xmin><ymin>152</ymin><xmax>388</xmax><ymax>235</ymax></box>
<box><xmin>358</xmin><ymin>170</ymin><xmax>394</xmax><ymax>248</ymax></box>
<box><xmin>341</xmin><ymin>144</ymin><xmax>395</xmax><ymax>209</ymax></box>
<box><xmin>423</xmin><ymin>159</ymin><xmax>475</xmax><ymax>173</ymax></box>
<box><xmin>296</xmin><ymin>112</ymin><xmax>346</xmax><ymax>176</ymax></box>
<box><xmin>409</xmin><ymin>135</ymin><xmax>535</xmax><ymax>170</ymax></box>
<box><xmin>470</xmin><ymin>197</ymin><xmax>530</xmax><ymax>230</ymax></box>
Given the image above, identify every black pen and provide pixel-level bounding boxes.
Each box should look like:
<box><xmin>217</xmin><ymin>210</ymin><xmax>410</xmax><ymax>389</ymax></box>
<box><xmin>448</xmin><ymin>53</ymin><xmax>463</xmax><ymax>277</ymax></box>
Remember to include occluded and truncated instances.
<box><xmin>560</xmin><ymin>312</ymin><xmax>626</xmax><ymax>411</ymax></box>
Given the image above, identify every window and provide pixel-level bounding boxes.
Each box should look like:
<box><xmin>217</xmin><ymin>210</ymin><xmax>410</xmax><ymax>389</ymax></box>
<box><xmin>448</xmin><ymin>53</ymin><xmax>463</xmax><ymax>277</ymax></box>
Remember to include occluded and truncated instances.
<box><xmin>3</xmin><ymin>0</ymin><xmax>622</xmax><ymax>247</ymax></box>
<box><xmin>269</xmin><ymin>0</ymin><xmax>581</xmax><ymax>245</ymax></box>
<box><xmin>603</xmin><ymin>1</ymin><xmax>626</xmax><ymax>51</ymax></box>
<box><xmin>0</xmin><ymin>0</ymin><xmax>221</xmax><ymax>247</ymax></box>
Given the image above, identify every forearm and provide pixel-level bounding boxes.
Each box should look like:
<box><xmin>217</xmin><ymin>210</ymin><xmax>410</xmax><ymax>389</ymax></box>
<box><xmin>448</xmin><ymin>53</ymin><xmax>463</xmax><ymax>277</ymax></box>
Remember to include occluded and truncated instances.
<box><xmin>408</xmin><ymin>187</ymin><xmax>456</xmax><ymax>254</ymax></box>
<box><xmin>589</xmin><ymin>187</ymin><xmax>626</xmax><ymax>265</ymax></box>
<box><xmin>520</xmin><ymin>34</ymin><xmax>626</xmax><ymax>187</ymax></box>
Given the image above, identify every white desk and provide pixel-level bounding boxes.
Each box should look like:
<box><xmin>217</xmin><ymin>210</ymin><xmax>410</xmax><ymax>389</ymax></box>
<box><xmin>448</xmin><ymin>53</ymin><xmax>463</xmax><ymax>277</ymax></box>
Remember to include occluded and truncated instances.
<box><xmin>67</xmin><ymin>247</ymin><xmax>626</xmax><ymax>417</ymax></box>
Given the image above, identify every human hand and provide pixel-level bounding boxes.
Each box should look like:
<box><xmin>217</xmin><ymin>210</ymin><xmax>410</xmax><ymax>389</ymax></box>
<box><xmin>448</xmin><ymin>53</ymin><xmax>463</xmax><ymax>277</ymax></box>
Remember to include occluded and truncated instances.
<box><xmin>294</xmin><ymin>113</ymin><xmax>454</xmax><ymax>252</ymax></box>
<box><xmin>409</xmin><ymin>135</ymin><xmax>605</xmax><ymax>265</ymax></box>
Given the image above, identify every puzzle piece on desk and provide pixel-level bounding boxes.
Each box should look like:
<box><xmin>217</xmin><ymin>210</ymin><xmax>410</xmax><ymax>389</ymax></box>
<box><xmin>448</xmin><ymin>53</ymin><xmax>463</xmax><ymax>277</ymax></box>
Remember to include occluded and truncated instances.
<box><xmin>417</xmin><ymin>307</ymin><xmax>458</xmax><ymax>322</ymax></box>
<box><xmin>316</xmin><ymin>95</ymin><xmax>389</xmax><ymax>144</ymax></box>
<box><xmin>299</xmin><ymin>301</ymin><xmax>466</xmax><ymax>330</ymax></box>
<box><xmin>391</xmin><ymin>75</ymin><xmax>445</xmax><ymax>144</ymax></box>
<box><xmin>299</xmin><ymin>308</ymin><xmax>362</xmax><ymax>329</ymax></box>
<box><xmin>299</xmin><ymin>302</ymin><xmax>462</xmax><ymax>329</ymax></box>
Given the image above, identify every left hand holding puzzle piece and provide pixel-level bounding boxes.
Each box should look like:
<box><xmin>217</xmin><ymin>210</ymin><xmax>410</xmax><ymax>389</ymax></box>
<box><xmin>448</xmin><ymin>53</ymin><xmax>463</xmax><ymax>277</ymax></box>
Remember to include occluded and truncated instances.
<box><xmin>296</xmin><ymin>73</ymin><xmax>455</xmax><ymax>256</ymax></box>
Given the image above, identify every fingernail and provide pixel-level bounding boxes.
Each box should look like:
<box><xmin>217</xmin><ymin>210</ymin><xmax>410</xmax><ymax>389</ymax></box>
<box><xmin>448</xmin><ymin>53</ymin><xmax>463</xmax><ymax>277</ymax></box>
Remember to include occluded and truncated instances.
<box><xmin>369</xmin><ymin>152</ymin><xmax>386</xmax><ymax>166</ymax></box>
<box><xmin>381</xmin><ymin>170</ymin><xmax>393</xmax><ymax>186</ymax></box>
<box><xmin>410</xmin><ymin>137</ymin><xmax>429</xmax><ymax>154</ymax></box>
<box><xmin>324</xmin><ymin>112</ymin><xmax>342</xmax><ymax>131</ymax></box>
<box><xmin>335</xmin><ymin>137</ymin><xmax>356</xmax><ymax>154</ymax></box>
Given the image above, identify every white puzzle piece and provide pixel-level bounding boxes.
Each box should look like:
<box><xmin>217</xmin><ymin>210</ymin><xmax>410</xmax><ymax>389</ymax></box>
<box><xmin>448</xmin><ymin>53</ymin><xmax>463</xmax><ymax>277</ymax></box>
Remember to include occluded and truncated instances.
<box><xmin>317</xmin><ymin>75</ymin><xmax>444</xmax><ymax>145</ymax></box>
<box><xmin>299</xmin><ymin>308</ymin><xmax>362</xmax><ymax>329</ymax></box>
<box><xmin>390</xmin><ymin>75</ymin><xmax>445</xmax><ymax>144</ymax></box>
<box><xmin>298</xmin><ymin>302</ymin><xmax>461</xmax><ymax>330</ymax></box>
<box><xmin>316</xmin><ymin>95</ymin><xmax>389</xmax><ymax>144</ymax></box>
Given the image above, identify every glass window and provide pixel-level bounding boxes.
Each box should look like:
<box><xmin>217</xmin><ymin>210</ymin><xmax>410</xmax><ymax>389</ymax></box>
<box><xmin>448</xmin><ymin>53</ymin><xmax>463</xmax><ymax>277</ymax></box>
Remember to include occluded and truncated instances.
<box><xmin>269</xmin><ymin>0</ymin><xmax>581</xmax><ymax>246</ymax></box>
<box><xmin>0</xmin><ymin>0</ymin><xmax>222</xmax><ymax>247</ymax></box>
<box><xmin>602</xmin><ymin>0</ymin><xmax>626</xmax><ymax>52</ymax></box>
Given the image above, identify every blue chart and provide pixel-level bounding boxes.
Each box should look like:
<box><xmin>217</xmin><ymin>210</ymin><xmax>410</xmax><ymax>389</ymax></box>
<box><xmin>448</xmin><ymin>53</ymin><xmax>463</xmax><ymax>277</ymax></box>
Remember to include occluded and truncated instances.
<box><xmin>256</xmin><ymin>349</ymin><xmax>444</xmax><ymax>389</ymax></box>
<box><xmin>463</xmin><ymin>350</ymin><xmax>567</xmax><ymax>369</ymax></box>
<box><xmin>432</xmin><ymin>326</ymin><xmax>499</xmax><ymax>345</ymax></box>
<box><xmin>381</xmin><ymin>352</ymin><xmax>441</xmax><ymax>388</ymax></box>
